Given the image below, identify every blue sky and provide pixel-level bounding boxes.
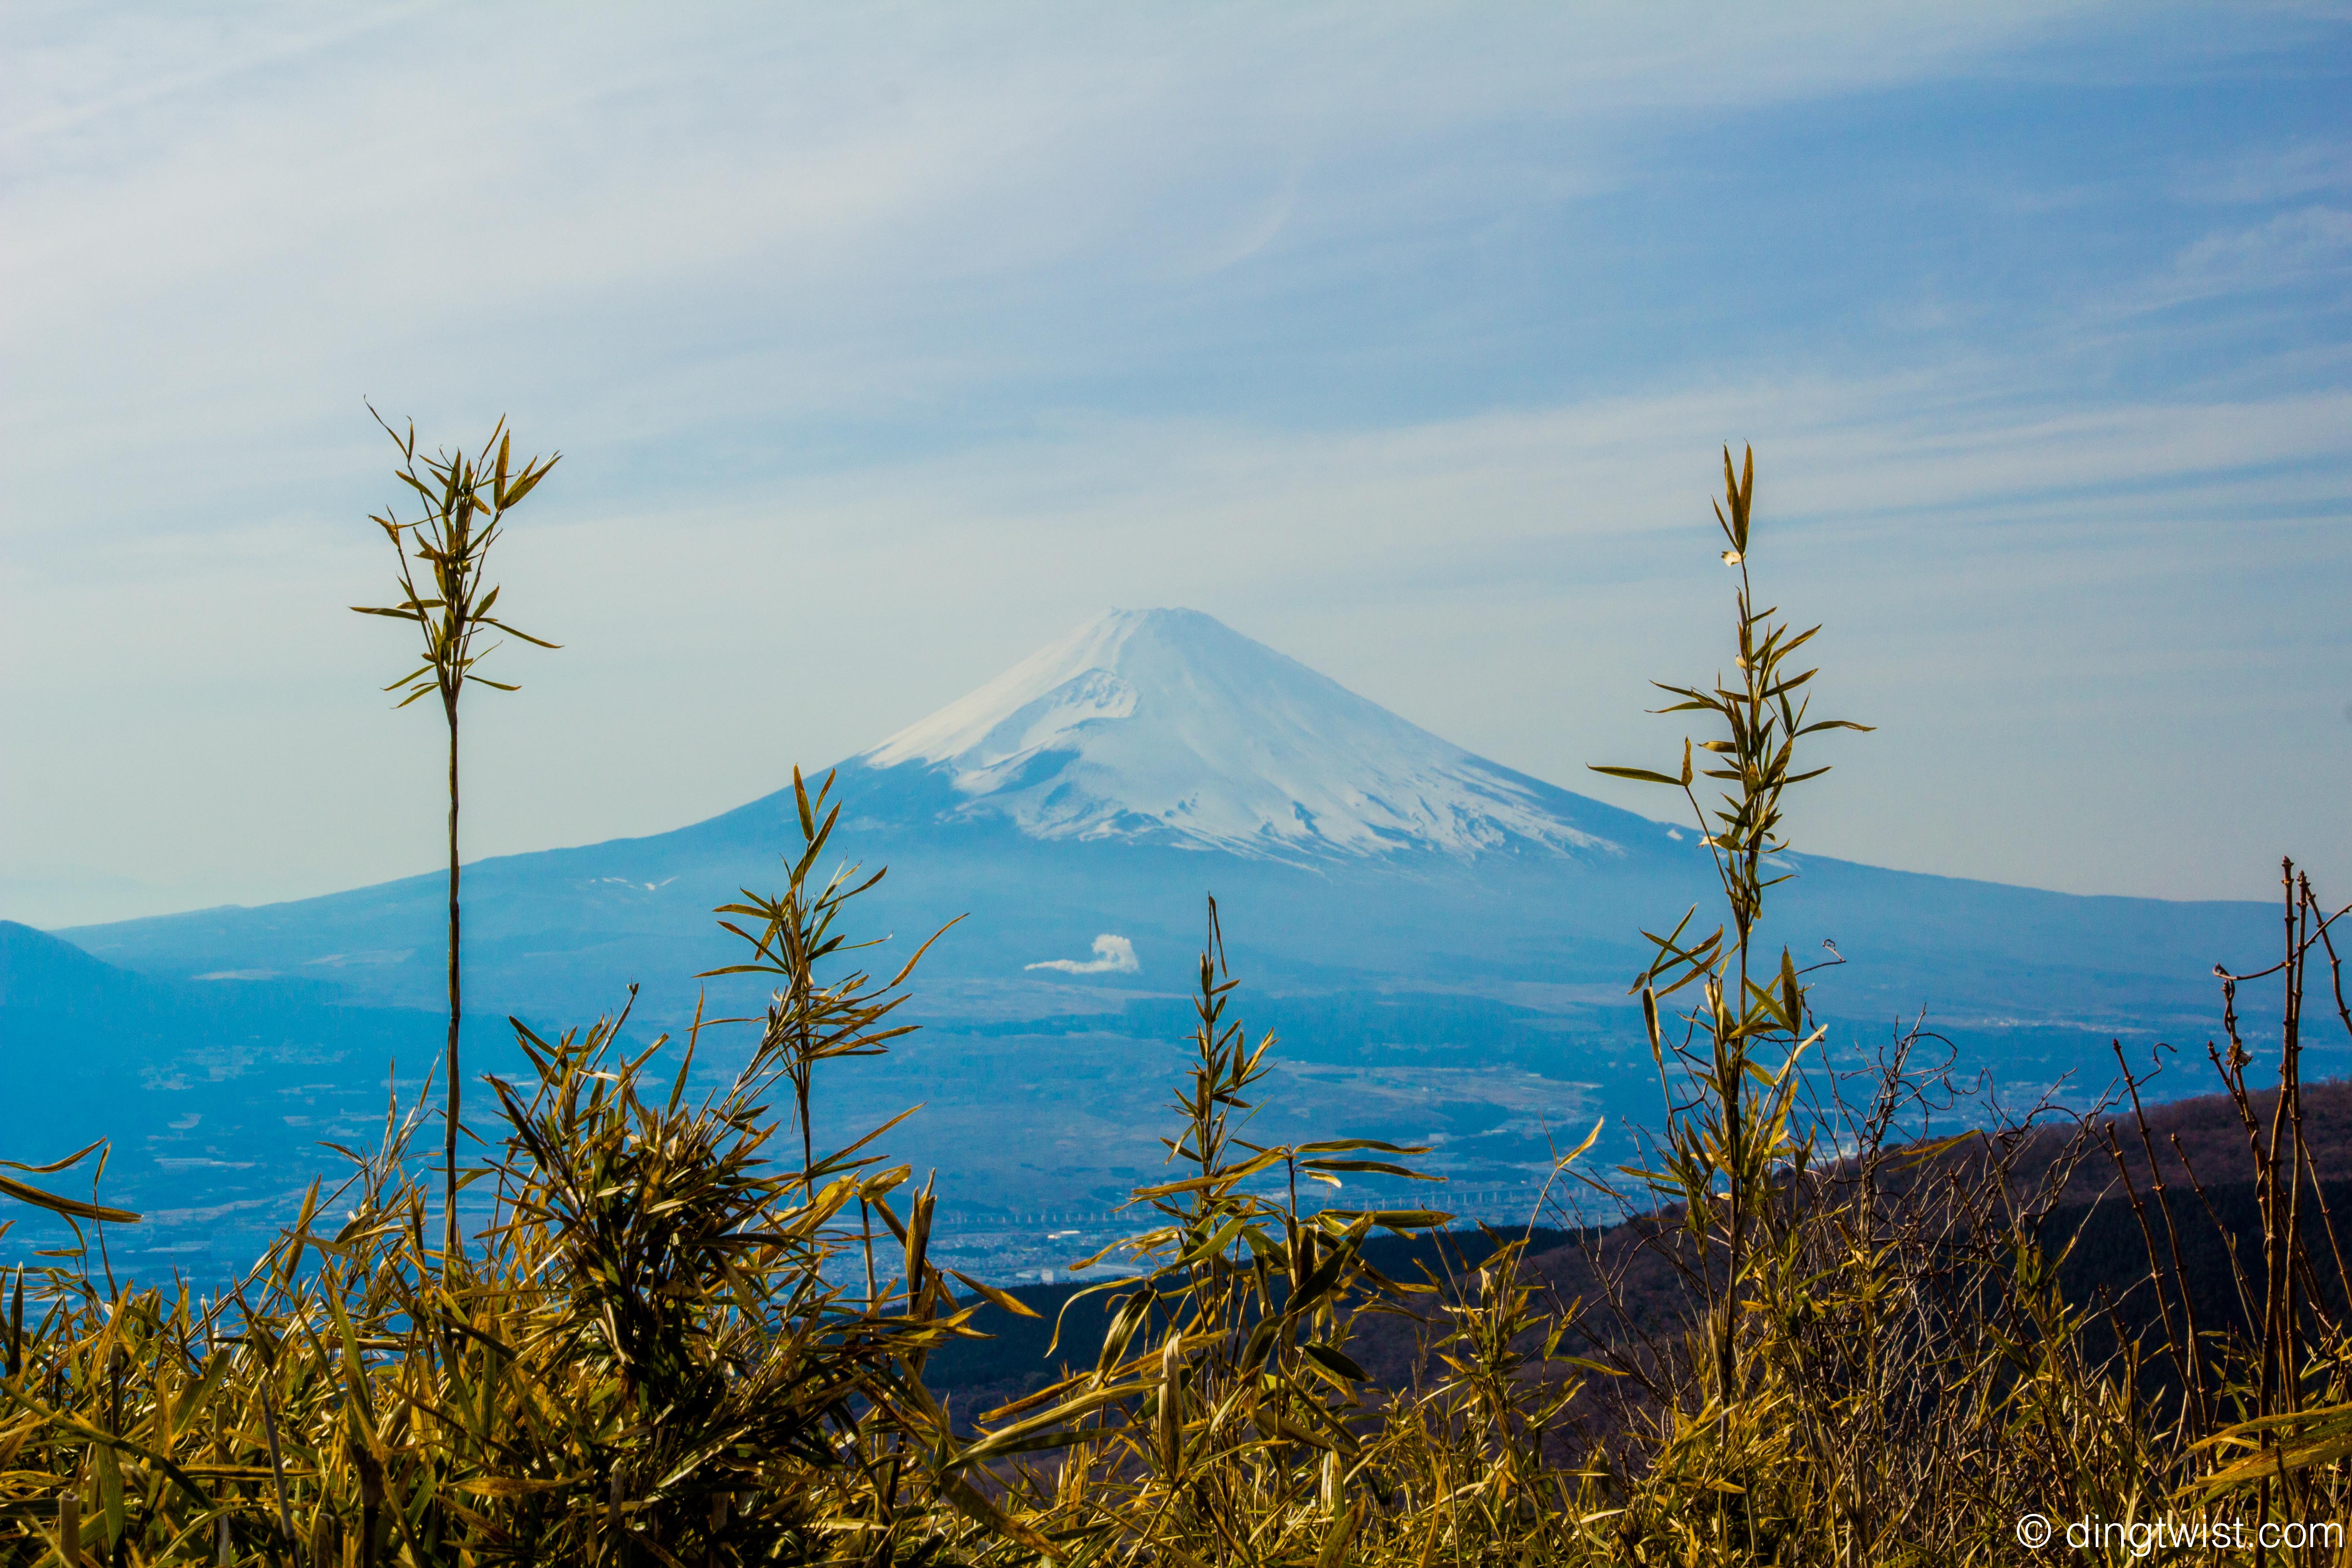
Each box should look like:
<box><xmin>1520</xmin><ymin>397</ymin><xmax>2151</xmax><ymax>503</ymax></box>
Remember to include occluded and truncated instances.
<box><xmin>2</xmin><ymin>2</ymin><xmax>2347</xmax><ymax>924</ymax></box>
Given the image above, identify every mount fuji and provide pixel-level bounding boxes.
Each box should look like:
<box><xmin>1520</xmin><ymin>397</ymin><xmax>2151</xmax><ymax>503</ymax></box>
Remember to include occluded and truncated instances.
<box><xmin>52</xmin><ymin>605</ymin><xmax>2278</xmax><ymax>1044</ymax></box>
<box><xmin>54</xmin><ymin>608</ymin><xmax>1704</xmax><ymax>1021</ymax></box>
<box><xmin>860</xmin><ymin>608</ymin><xmax>1612</xmax><ymax>863</ymax></box>
<box><xmin>13</xmin><ymin>608</ymin><xmax>2297</xmax><ymax>1274</ymax></box>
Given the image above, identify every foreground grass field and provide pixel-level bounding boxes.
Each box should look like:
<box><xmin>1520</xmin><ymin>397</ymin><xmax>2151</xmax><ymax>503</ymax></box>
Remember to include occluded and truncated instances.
<box><xmin>5</xmin><ymin>449</ymin><xmax>2348</xmax><ymax>1565</ymax></box>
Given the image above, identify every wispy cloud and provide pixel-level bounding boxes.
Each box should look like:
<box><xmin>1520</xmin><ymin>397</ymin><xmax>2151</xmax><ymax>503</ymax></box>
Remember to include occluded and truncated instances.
<box><xmin>2166</xmin><ymin>206</ymin><xmax>2352</xmax><ymax>301</ymax></box>
<box><xmin>1028</xmin><ymin>935</ymin><xmax>1140</xmax><ymax>975</ymax></box>
<box><xmin>2177</xmin><ymin>140</ymin><xmax>2352</xmax><ymax>206</ymax></box>
<box><xmin>0</xmin><ymin>1</ymin><xmax>2146</xmax><ymax>541</ymax></box>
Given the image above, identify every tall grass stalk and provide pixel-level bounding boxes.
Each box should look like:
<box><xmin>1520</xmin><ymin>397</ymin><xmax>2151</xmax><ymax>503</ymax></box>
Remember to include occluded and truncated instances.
<box><xmin>351</xmin><ymin>412</ymin><xmax>559</xmax><ymax>1262</ymax></box>
<box><xmin>1589</xmin><ymin>444</ymin><xmax>1869</xmax><ymax>1461</ymax></box>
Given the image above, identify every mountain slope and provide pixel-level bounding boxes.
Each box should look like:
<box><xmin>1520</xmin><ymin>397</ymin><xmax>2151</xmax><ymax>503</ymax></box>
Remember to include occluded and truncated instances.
<box><xmin>49</xmin><ymin>607</ymin><xmax>2281</xmax><ymax>1060</ymax></box>
<box><xmin>0</xmin><ymin>920</ymin><xmax>446</xmax><ymax>1274</ymax></box>
<box><xmin>862</xmin><ymin>608</ymin><xmax>1618</xmax><ymax>862</ymax></box>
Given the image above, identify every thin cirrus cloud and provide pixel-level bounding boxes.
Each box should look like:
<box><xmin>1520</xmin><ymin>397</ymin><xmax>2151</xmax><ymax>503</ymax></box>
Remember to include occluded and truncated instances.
<box><xmin>1027</xmin><ymin>936</ymin><xmax>1142</xmax><ymax>977</ymax></box>
<box><xmin>0</xmin><ymin>2</ymin><xmax>2347</xmax><ymax>928</ymax></box>
<box><xmin>2171</xmin><ymin>206</ymin><xmax>2352</xmax><ymax>294</ymax></box>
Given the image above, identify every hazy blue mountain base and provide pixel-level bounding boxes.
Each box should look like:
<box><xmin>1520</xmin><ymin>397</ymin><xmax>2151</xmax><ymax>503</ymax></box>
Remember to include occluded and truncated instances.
<box><xmin>5</xmin><ymin>612</ymin><xmax>2303</xmax><ymax>1282</ymax></box>
<box><xmin>0</xmin><ymin>865</ymin><xmax>2277</xmax><ymax>1298</ymax></box>
<box><xmin>0</xmin><ymin>922</ymin><xmax>448</xmax><ymax>1278</ymax></box>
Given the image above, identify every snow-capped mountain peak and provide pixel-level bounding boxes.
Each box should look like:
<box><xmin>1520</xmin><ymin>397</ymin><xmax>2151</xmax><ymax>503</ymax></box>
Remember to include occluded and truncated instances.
<box><xmin>861</xmin><ymin>608</ymin><xmax>1616</xmax><ymax>862</ymax></box>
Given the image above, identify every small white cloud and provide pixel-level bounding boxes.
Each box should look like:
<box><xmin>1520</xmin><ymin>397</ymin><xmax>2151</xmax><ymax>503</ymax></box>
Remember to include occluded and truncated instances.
<box><xmin>1026</xmin><ymin>933</ymin><xmax>1140</xmax><ymax>975</ymax></box>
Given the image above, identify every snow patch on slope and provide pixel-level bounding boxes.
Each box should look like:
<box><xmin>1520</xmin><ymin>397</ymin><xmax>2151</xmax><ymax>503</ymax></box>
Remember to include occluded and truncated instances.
<box><xmin>863</xmin><ymin>608</ymin><xmax>1616</xmax><ymax>862</ymax></box>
